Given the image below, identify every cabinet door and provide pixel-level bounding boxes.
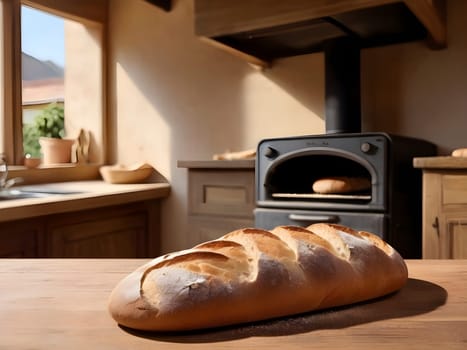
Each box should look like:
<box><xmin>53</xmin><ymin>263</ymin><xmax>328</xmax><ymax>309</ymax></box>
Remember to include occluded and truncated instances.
<box><xmin>47</xmin><ymin>206</ymin><xmax>147</xmax><ymax>258</ymax></box>
<box><xmin>438</xmin><ymin>174</ymin><xmax>467</xmax><ymax>258</ymax></box>
<box><xmin>0</xmin><ymin>219</ymin><xmax>44</xmax><ymax>257</ymax></box>
<box><xmin>446</xmin><ymin>218</ymin><xmax>467</xmax><ymax>259</ymax></box>
<box><xmin>423</xmin><ymin>172</ymin><xmax>467</xmax><ymax>259</ymax></box>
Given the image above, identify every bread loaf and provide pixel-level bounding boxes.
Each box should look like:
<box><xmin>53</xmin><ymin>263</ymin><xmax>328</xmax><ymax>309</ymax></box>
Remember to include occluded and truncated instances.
<box><xmin>452</xmin><ymin>148</ymin><xmax>467</xmax><ymax>157</ymax></box>
<box><xmin>108</xmin><ymin>223</ymin><xmax>408</xmax><ymax>331</ymax></box>
<box><xmin>312</xmin><ymin>177</ymin><xmax>371</xmax><ymax>194</ymax></box>
<box><xmin>213</xmin><ymin>149</ymin><xmax>256</xmax><ymax>160</ymax></box>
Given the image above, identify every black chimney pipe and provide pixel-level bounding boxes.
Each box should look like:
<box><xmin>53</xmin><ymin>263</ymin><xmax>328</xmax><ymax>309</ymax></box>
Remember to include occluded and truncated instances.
<box><xmin>324</xmin><ymin>37</ymin><xmax>361</xmax><ymax>134</ymax></box>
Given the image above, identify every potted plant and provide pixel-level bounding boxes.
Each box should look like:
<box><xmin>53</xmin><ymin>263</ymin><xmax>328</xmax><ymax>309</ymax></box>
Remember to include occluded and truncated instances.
<box><xmin>23</xmin><ymin>103</ymin><xmax>74</xmax><ymax>164</ymax></box>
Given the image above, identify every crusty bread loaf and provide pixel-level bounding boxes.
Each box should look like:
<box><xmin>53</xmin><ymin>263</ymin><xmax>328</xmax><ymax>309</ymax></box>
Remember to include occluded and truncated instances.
<box><xmin>213</xmin><ymin>148</ymin><xmax>256</xmax><ymax>160</ymax></box>
<box><xmin>108</xmin><ymin>223</ymin><xmax>408</xmax><ymax>331</ymax></box>
<box><xmin>312</xmin><ymin>176</ymin><xmax>371</xmax><ymax>194</ymax></box>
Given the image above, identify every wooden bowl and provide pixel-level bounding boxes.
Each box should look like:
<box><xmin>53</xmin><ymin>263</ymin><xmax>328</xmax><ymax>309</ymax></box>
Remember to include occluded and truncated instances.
<box><xmin>99</xmin><ymin>163</ymin><xmax>153</xmax><ymax>184</ymax></box>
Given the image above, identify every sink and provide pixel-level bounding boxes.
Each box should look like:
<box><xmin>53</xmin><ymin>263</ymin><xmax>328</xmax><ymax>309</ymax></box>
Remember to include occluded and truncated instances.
<box><xmin>0</xmin><ymin>190</ymin><xmax>56</xmax><ymax>200</ymax></box>
<box><xmin>0</xmin><ymin>188</ymin><xmax>82</xmax><ymax>201</ymax></box>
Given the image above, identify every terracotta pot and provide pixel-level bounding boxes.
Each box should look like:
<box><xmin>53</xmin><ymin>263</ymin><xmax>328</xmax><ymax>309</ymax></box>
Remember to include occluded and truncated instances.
<box><xmin>23</xmin><ymin>156</ymin><xmax>41</xmax><ymax>168</ymax></box>
<box><xmin>39</xmin><ymin>137</ymin><xmax>75</xmax><ymax>164</ymax></box>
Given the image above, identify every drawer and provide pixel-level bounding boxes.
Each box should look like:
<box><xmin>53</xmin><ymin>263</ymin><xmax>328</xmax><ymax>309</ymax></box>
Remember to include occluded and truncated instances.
<box><xmin>442</xmin><ymin>175</ymin><xmax>467</xmax><ymax>205</ymax></box>
<box><xmin>188</xmin><ymin>169</ymin><xmax>255</xmax><ymax>217</ymax></box>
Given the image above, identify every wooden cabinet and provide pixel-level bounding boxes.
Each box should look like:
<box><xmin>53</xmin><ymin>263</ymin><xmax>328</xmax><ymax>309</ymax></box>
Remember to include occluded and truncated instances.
<box><xmin>178</xmin><ymin>160</ymin><xmax>255</xmax><ymax>245</ymax></box>
<box><xmin>46</xmin><ymin>202</ymin><xmax>158</xmax><ymax>258</ymax></box>
<box><xmin>414</xmin><ymin>157</ymin><xmax>467</xmax><ymax>259</ymax></box>
<box><xmin>0</xmin><ymin>201</ymin><xmax>161</xmax><ymax>258</ymax></box>
<box><xmin>0</xmin><ymin>219</ymin><xmax>45</xmax><ymax>258</ymax></box>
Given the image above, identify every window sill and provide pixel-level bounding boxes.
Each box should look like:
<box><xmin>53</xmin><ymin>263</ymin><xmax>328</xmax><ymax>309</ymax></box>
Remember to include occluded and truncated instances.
<box><xmin>7</xmin><ymin>163</ymin><xmax>102</xmax><ymax>185</ymax></box>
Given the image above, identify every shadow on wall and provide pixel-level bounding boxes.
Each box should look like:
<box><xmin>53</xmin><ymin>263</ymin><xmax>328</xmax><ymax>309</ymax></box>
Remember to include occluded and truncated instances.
<box><xmin>108</xmin><ymin>0</ymin><xmax>251</xmax><ymax>166</ymax></box>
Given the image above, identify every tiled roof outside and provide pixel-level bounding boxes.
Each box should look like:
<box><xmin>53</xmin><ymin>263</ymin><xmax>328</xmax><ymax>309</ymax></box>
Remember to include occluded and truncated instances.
<box><xmin>22</xmin><ymin>52</ymin><xmax>64</xmax><ymax>106</ymax></box>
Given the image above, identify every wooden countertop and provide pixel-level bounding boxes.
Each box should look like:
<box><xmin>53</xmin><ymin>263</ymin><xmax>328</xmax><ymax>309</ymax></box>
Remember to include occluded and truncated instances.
<box><xmin>177</xmin><ymin>159</ymin><xmax>255</xmax><ymax>169</ymax></box>
<box><xmin>414</xmin><ymin>156</ymin><xmax>467</xmax><ymax>169</ymax></box>
<box><xmin>0</xmin><ymin>180</ymin><xmax>170</xmax><ymax>223</ymax></box>
<box><xmin>1</xmin><ymin>259</ymin><xmax>465</xmax><ymax>349</ymax></box>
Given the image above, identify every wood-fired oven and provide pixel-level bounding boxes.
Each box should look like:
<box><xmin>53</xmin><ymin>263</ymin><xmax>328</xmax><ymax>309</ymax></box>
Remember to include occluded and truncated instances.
<box><xmin>255</xmin><ymin>132</ymin><xmax>436</xmax><ymax>258</ymax></box>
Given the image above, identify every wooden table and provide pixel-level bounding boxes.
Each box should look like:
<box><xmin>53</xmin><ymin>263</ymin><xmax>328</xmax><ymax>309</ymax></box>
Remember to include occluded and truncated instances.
<box><xmin>1</xmin><ymin>259</ymin><xmax>466</xmax><ymax>349</ymax></box>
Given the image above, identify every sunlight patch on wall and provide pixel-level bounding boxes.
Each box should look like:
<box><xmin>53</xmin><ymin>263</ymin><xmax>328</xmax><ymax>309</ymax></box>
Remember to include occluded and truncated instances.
<box><xmin>115</xmin><ymin>62</ymin><xmax>171</xmax><ymax>178</ymax></box>
<box><xmin>240</xmin><ymin>69</ymin><xmax>324</xmax><ymax>148</ymax></box>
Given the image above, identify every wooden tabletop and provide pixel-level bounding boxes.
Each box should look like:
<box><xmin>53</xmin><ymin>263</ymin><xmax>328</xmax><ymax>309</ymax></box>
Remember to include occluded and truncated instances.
<box><xmin>1</xmin><ymin>259</ymin><xmax>466</xmax><ymax>349</ymax></box>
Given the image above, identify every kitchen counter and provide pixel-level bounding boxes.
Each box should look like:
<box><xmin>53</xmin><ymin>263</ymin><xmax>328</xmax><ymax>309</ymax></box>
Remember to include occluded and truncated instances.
<box><xmin>0</xmin><ymin>180</ymin><xmax>170</xmax><ymax>223</ymax></box>
<box><xmin>414</xmin><ymin>156</ymin><xmax>467</xmax><ymax>169</ymax></box>
<box><xmin>178</xmin><ymin>159</ymin><xmax>255</xmax><ymax>169</ymax></box>
<box><xmin>1</xmin><ymin>259</ymin><xmax>465</xmax><ymax>349</ymax></box>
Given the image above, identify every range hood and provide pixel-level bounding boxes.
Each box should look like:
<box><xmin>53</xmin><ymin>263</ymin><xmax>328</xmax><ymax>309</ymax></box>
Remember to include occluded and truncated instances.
<box><xmin>195</xmin><ymin>0</ymin><xmax>446</xmax><ymax>134</ymax></box>
<box><xmin>194</xmin><ymin>0</ymin><xmax>446</xmax><ymax>67</ymax></box>
<box><xmin>145</xmin><ymin>0</ymin><xmax>171</xmax><ymax>12</ymax></box>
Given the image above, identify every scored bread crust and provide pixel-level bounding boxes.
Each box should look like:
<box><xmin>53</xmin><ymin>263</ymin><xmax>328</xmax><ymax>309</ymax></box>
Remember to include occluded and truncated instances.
<box><xmin>108</xmin><ymin>223</ymin><xmax>408</xmax><ymax>331</ymax></box>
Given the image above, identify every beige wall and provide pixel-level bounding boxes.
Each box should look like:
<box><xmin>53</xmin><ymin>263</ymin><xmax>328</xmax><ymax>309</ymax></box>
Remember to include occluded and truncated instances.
<box><xmin>64</xmin><ymin>20</ymin><xmax>105</xmax><ymax>164</ymax></box>
<box><xmin>361</xmin><ymin>0</ymin><xmax>467</xmax><ymax>155</ymax></box>
<box><xmin>108</xmin><ymin>0</ymin><xmax>467</xmax><ymax>253</ymax></box>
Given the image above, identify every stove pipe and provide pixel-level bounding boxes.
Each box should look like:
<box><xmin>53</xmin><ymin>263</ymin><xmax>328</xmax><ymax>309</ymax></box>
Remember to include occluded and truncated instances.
<box><xmin>324</xmin><ymin>38</ymin><xmax>361</xmax><ymax>134</ymax></box>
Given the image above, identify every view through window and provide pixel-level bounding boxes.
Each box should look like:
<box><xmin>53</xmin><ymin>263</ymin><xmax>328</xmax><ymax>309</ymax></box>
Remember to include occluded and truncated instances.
<box><xmin>21</xmin><ymin>5</ymin><xmax>65</xmax><ymax>158</ymax></box>
<box><xmin>1</xmin><ymin>1</ymin><xmax>104</xmax><ymax>166</ymax></box>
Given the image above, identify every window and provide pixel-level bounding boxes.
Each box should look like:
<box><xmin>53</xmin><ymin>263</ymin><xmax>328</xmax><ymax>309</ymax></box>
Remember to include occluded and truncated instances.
<box><xmin>21</xmin><ymin>5</ymin><xmax>65</xmax><ymax>158</ymax></box>
<box><xmin>1</xmin><ymin>0</ymin><xmax>106</xmax><ymax>167</ymax></box>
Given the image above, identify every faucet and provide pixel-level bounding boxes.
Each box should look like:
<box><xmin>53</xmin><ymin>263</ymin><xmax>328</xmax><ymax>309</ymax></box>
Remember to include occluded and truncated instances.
<box><xmin>0</xmin><ymin>155</ymin><xmax>23</xmax><ymax>190</ymax></box>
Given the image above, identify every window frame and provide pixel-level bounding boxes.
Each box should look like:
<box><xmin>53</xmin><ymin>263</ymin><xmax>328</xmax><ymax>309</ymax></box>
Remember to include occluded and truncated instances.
<box><xmin>1</xmin><ymin>0</ymin><xmax>22</xmax><ymax>165</ymax></box>
<box><xmin>1</xmin><ymin>0</ymin><xmax>108</xmax><ymax>169</ymax></box>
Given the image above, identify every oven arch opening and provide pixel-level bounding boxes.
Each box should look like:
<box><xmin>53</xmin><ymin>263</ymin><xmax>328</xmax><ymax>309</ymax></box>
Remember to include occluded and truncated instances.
<box><xmin>263</xmin><ymin>148</ymin><xmax>377</xmax><ymax>204</ymax></box>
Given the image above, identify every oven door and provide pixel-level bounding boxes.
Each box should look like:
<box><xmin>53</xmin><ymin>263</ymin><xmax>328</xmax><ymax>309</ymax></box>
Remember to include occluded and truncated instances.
<box><xmin>254</xmin><ymin>208</ymin><xmax>387</xmax><ymax>239</ymax></box>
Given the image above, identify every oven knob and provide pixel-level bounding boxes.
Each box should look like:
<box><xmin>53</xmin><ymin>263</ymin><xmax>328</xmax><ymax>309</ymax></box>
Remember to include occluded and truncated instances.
<box><xmin>361</xmin><ymin>142</ymin><xmax>376</xmax><ymax>154</ymax></box>
<box><xmin>264</xmin><ymin>146</ymin><xmax>279</xmax><ymax>159</ymax></box>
